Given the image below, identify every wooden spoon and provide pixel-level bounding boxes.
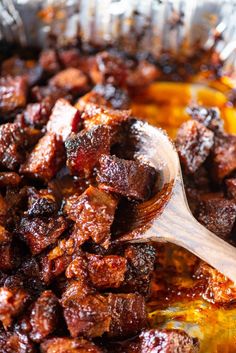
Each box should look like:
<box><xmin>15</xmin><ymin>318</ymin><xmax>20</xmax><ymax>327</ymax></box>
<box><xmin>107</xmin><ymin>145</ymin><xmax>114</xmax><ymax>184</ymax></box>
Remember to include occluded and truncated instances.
<box><xmin>118</xmin><ymin>120</ymin><xmax>236</xmax><ymax>283</ymax></box>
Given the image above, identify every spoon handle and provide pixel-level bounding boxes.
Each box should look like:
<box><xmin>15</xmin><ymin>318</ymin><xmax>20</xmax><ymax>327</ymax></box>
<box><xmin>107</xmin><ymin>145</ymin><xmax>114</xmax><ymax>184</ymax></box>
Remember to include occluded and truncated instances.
<box><xmin>165</xmin><ymin>213</ymin><xmax>236</xmax><ymax>284</ymax></box>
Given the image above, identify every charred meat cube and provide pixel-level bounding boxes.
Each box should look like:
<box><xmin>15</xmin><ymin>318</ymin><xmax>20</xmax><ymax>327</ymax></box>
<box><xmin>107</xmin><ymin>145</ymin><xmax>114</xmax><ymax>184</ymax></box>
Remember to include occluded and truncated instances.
<box><xmin>187</xmin><ymin>106</ymin><xmax>224</xmax><ymax>135</ymax></box>
<box><xmin>0</xmin><ymin>172</ymin><xmax>21</xmax><ymax>187</ymax></box>
<box><xmin>29</xmin><ymin>290</ymin><xmax>59</xmax><ymax>342</ymax></box>
<box><xmin>97</xmin><ymin>155</ymin><xmax>156</xmax><ymax>201</ymax></box>
<box><xmin>23</xmin><ymin>101</ymin><xmax>52</xmax><ymax>127</ymax></box>
<box><xmin>65</xmin><ymin>125</ymin><xmax>112</xmax><ymax>175</ymax></box>
<box><xmin>41</xmin><ymin>337</ymin><xmax>103</xmax><ymax>353</ymax></box>
<box><xmin>123</xmin><ymin>329</ymin><xmax>199</xmax><ymax>353</ymax></box>
<box><xmin>195</xmin><ymin>196</ymin><xmax>236</xmax><ymax>238</ymax></box>
<box><xmin>90</xmin><ymin>51</ymin><xmax>127</xmax><ymax>86</ymax></box>
<box><xmin>86</xmin><ymin>254</ymin><xmax>127</xmax><ymax>289</ymax></box>
<box><xmin>39</xmin><ymin>49</ymin><xmax>60</xmax><ymax>74</ymax></box>
<box><xmin>81</xmin><ymin>103</ymin><xmax>131</xmax><ymax>130</ymax></box>
<box><xmin>49</xmin><ymin>68</ymin><xmax>88</xmax><ymax>95</ymax></box>
<box><xmin>195</xmin><ymin>262</ymin><xmax>236</xmax><ymax>304</ymax></box>
<box><xmin>226</xmin><ymin>178</ymin><xmax>236</xmax><ymax>200</ymax></box>
<box><xmin>47</xmin><ymin>99</ymin><xmax>81</xmax><ymax>141</ymax></box>
<box><xmin>27</xmin><ymin>188</ymin><xmax>58</xmax><ymax>217</ymax></box>
<box><xmin>211</xmin><ymin>134</ymin><xmax>236</xmax><ymax>181</ymax></box>
<box><xmin>20</xmin><ymin>133</ymin><xmax>65</xmax><ymax>182</ymax></box>
<box><xmin>176</xmin><ymin>120</ymin><xmax>214</xmax><ymax>174</ymax></box>
<box><xmin>120</xmin><ymin>244</ymin><xmax>156</xmax><ymax>296</ymax></box>
<box><xmin>61</xmin><ymin>284</ymin><xmax>111</xmax><ymax>338</ymax></box>
<box><xmin>0</xmin><ymin>76</ymin><xmax>28</xmax><ymax>115</ymax></box>
<box><xmin>40</xmin><ymin>237</ymin><xmax>76</xmax><ymax>284</ymax></box>
<box><xmin>18</xmin><ymin>216</ymin><xmax>67</xmax><ymax>255</ymax></box>
<box><xmin>66</xmin><ymin>253</ymin><xmax>127</xmax><ymax>289</ymax></box>
<box><xmin>75</xmin><ymin>91</ymin><xmax>111</xmax><ymax>111</ymax></box>
<box><xmin>107</xmin><ymin>293</ymin><xmax>147</xmax><ymax>338</ymax></box>
<box><xmin>93</xmin><ymin>84</ymin><xmax>130</xmax><ymax>109</ymax></box>
<box><xmin>0</xmin><ymin>123</ymin><xmax>29</xmax><ymax>170</ymax></box>
<box><xmin>0</xmin><ymin>286</ymin><xmax>29</xmax><ymax>328</ymax></box>
<box><xmin>64</xmin><ymin>186</ymin><xmax>118</xmax><ymax>246</ymax></box>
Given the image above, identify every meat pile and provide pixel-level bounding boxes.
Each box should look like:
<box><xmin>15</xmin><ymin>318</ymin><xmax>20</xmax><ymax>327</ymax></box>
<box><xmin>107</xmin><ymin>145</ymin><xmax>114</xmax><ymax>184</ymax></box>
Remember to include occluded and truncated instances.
<box><xmin>176</xmin><ymin>107</ymin><xmax>236</xmax><ymax>242</ymax></box>
<box><xmin>0</xmin><ymin>47</ymin><xmax>203</xmax><ymax>353</ymax></box>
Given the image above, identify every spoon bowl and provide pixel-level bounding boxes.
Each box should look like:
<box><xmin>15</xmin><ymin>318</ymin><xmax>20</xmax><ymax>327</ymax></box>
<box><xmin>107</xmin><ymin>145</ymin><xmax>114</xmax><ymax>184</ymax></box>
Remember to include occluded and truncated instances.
<box><xmin>118</xmin><ymin>120</ymin><xmax>236</xmax><ymax>284</ymax></box>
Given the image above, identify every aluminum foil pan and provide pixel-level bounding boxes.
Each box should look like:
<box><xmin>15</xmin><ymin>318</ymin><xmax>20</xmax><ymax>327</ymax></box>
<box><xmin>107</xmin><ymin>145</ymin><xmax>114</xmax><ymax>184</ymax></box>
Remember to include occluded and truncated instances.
<box><xmin>0</xmin><ymin>0</ymin><xmax>236</xmax><ymax>74</ymax></box>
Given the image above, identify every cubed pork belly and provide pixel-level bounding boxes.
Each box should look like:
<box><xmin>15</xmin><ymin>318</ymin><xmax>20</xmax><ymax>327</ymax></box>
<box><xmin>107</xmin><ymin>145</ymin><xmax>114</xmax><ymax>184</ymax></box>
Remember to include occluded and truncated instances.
<box><xmin>20</xmin><ymin>133</ymin><xmax>65</xmax><ymax>182</ymax></box>
<box><xmin>0</xmin><ymin>76</ymin><xmax>28</xmax><ymax>115</ymax></box>
<box><xmin>187</xmin><ymin>106</ymin><xmax>224</xmax><ymax>135</ymax></box>
<box><xmin>90</xmin><ymin>51</ymin><xmax>127</xmax><ymax>86</ymax></box>
<box><xmin>64</xmin><ymin>186</ymin><xmax>118</xmax><ymax>246</ymax></box>
<box><xmin>120</xmin><ymin>329</ymin><xmax>199</xmax><ymax>353</ymax></box>
<box><xmin>65</xmin><ymin>126</ymin><xmax>112</xmax><ymax>175</ymax></box>
<box><xmin>47</xmin><ymin>99</ymin><xmax>81</xmax><ymax>141</ymax></box>
<box><xmin>176</xmin><ymin>120</ymin><xmax>214</xmax><ymax>174</ymax></box>
<box><xmin>41</xmin><ymin>337</ymin><xmax>103</xmax><ymax>353</ymax></box>
<box><xmin>226</xmin><ymin>178</ymin><xmax>236</xmax><ymax>200</ymax></box>
<box><xmin>49</xmin><ymin>68</ymin><xmax>88</xmax><ymax>95</ymax></box>
<box><xmin>18</xmin><ymin>216</ymin><xmax>67</xmax><ymax>255</ymax></box>
<box><xmin>29</xmin><ymin>290</ymin><xmax>59</xmax><ymax>343</ymax></box>
<box><xmin>61</xmin><ymin>284</ymin><xmax>111</xmax><ymax>338</ymax></box>
<box><xmin>97</xmin><ymin>155</ymin><xmax>156</xmax><ymax>201</ymax></box>
<box><xmin>81</xmin><ymin>103</ymin><xmax>131</xmax><ymax>130</ymax></box>
<box><xmin>107</xmin><ymin>293</ymin><xmax>147</xmax><ymax>338</ymax></box>
<box><xmin>195</xmin><ymin>195</ymin><xmax>236</xmax><ymax>238</ymax></box>
<box><xmin>211</xmin><ymin>134</ymin><xmax>236</xmax><ymax>181</ymax></box>
<box><xmin>0</xmin><ymin>286</ymin><xmax>29</xmax><ymax>328</ymax></box>
<box><xmin>0</xmin><ymin>123</ymin><xmax>29</xmax><ymax>170</ymax></box>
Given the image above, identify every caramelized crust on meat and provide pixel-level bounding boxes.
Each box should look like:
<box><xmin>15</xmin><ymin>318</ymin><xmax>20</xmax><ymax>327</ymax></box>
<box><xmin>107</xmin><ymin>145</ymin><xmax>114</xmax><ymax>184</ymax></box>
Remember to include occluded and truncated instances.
<box><xmin>64</xmin><ymin>186</ymin><xmax>118</xmax><ymax>247</ymax></box>
<box><xmin>29</xmin><ymin>290</ymin><xmax>59</xmax><ymax>342</ymax></box>
<box><xmin>47</xmin><ymin>99</ymin><xmax>81</xmax><ymax>141</ymax></box>
<box><xmin>18</xmin><ymin>216</ymin><xmax>67</xmax><ymax>254</ymax></box>
<box><xmin>97</xmin><ymin>154</ymin><xmax>156</xmax><ymax>201</ymax></box>
<box><xmin>20</xmin><ymin>133</ymin><xmax>65</xmax><ymax>181</ymax></box>
<box><xmin>41</xmin><ymin>337</ymin><xmax>103</xmax><ymax>353</ymax></box>
<box><xmin>81</xmin><ymin>103</ymin><xmax>131</xmax><ymax>130</ymax></box>
<box><xmin>61</xmin><ymin>284</ymin><xmax>111</xmax><ymax>338</ymax></box>
<box><xmin>49</xmin><ymin>68</ymin><xmax>88</xmax><ymax>95</ymax></box>
<box><xmin>176</xmin><ymin>120</ymin><xmax>214</xmax><ymax>174</ymax></box>
<box><xmin>65</xmin><ymin>126</ymin><xmax>112</xmax><ymax>175</ymax></box>
<box><xmin>118</xmin><ymin>329</ymin><xmax>199</xmax><ymax>353</ymax></box>
<box><xmin>0</xmin><ymin>286</ymin><xmax>29</xmax><ymax>328</ymax></box>
<box><xmin>0</xmin><ymin>76</ymin><xmax>28</xmax><ymax>115</ymax></box>
<box><xmin>211</xmin><ymin>134</ymin><xmax>236</xmax><ymax>181</ymax></box>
